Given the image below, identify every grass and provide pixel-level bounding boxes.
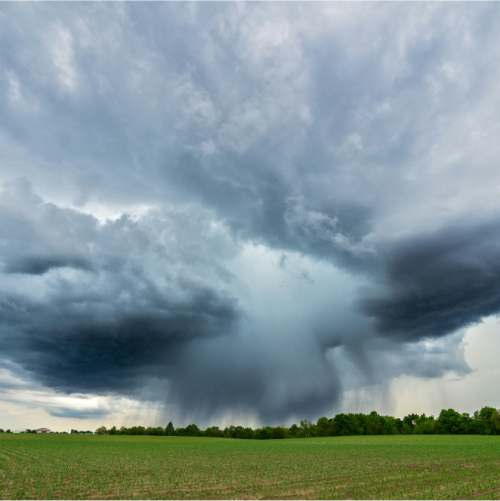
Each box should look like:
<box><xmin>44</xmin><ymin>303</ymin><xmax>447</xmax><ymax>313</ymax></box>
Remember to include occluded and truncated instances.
<box><xmin>0</xmin><ymin>434</ymin><xmax>499</xmax><ymax>499</ymax></box>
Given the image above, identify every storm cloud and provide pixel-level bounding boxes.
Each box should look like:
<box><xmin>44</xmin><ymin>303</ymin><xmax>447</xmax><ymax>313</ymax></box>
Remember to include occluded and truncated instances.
<box><xmin>1</xmin><ymin>2</ymin><xmax>500</xmax><ymax>425</ymax></box>
<box><xmin>0</xmin><ymin>180</ymin><xmax>239</xmax><ymax>395</ymax></box>
<box><xmin>362</xmin><ymin>219</ymin><xmax>500</xmax><ymax>342</ymax></box>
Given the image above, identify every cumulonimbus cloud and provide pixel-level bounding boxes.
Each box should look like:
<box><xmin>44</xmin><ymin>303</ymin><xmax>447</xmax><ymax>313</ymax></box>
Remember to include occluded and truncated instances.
<box><xmin>1</xmin><ymin>2</ymin><xmax>500</xmax><ymax>424</ymax></box>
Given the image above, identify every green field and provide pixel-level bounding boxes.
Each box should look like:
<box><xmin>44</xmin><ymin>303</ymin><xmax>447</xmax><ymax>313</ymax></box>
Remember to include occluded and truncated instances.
<box><xmin>0</xmin><ymin>434</ymin><xmax>499</xmax><ymax>499</ymax></box>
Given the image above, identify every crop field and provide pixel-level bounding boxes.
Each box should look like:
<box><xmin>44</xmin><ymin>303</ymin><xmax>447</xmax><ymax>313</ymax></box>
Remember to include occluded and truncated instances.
<box><xmin>0</xmin><ymin>434</ymin><xmax>499</xmax><ymax>499</ymax></box>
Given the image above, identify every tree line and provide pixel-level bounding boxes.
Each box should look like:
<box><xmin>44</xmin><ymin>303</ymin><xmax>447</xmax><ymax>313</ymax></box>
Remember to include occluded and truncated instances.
<box><xmin>93</xmin><ymin>406</ymin><xmax>500</xmax><ymax>439</ymax></box>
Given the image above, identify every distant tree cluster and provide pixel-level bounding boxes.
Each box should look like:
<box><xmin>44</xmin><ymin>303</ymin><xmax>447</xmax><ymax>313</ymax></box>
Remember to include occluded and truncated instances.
<box><xmin>19</xmin><ymin>430</ymin><xmax>69</xmax><ymax>434</ymax></box>
<box><xmin>70</xmin><ymin>429</ymin><xmax>94</xmax><ymax>435</ymax></box>
<box><xmin>93</xmin><ymin>406</ymin><xmax>500</xmax><ymax>439</ymax></box>
<box><xmin>95</xmin><ymin>422</ymin><xmax>177</xmax><ymax>436</ymax></box>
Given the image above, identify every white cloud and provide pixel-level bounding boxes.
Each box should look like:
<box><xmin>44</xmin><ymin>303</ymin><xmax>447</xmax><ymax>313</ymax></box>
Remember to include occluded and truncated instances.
<box><xmin>47</xmin><ymin>25</ymin><xmax>78</xmax><ymax>92</ymax></box>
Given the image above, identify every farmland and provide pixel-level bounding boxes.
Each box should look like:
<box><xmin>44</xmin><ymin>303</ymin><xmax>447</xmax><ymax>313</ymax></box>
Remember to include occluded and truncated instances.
<box><xmin>0</xmin><ymin>434</ymin><xmax>499</xmax><ymax>499</ymax></box>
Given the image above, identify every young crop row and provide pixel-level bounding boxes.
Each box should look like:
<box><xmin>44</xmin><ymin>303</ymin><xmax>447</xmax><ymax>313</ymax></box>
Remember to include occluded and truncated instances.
<box><xmin>0</xmin><ymin>434</ymin><xmax>499</xmax><ymax>499</ymax></box>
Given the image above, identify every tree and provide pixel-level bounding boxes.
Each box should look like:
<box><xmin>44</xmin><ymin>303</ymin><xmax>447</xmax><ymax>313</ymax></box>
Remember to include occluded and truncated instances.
<box><xmin>365</xmin><ymin>411</ymin><xmax>383</xmax><ymax>435</ymax></box>
<box><xmin>256</xmin><ymin>428</ymin><xmax>270</xmax><ymax>440</ymax></box>
<box><xmin>379</xmin><ymin>415</ymin><xmax>399</xmax><ymax>435</ymax></box>
<box><xmin>437</xmin><ymin>409</ymin><xmax>471</xmax><ymax>434</ymax></box>
<box><xmin>472</xmin><ymin>407</ymin><xmax>497</xmax><ymax>435</ymax></box>
<box><xmin>185</xmin><ymin>424</ymin><xmax>201</xmax><ymax>437</ymax></box>
<box><xmin>243</xmin><ymin>427</ymin><xmax>255</xmax><ymax>439</ymax></box>
<box><xmin>165</xmin><ymin>422</ymin><xmax>175</xmax><ymax>436</ymax></box>
<box><xmin>95</xmin><ymin>426</ymin><xmax>108</xmax><ymax>435</ymax></box>
<box><xmin>270</xmin><ymin>426</ymin><xmax>286</xmax><ymax>439</ymax></box>
<box><xmin>402</xmin><ymin>413</ymin><xmax>419</xmax><ymax>434</ymax></box>
<box><xmin>204</xmin><ymin>426</ymin><xmax>222</xmax><ymax>438</ymax></box>
<box><xmin>491</xmin><ymin>409</ymin><xmax>500</xmax><ymax>434</ymax></box>
<box><xmin>333</xmin><ymin>413</ymin><xmax>364</xmax><ymax>436</ymax></box>
<box><xmin>316</xmin><ymin>417</ymin><xmax>332</xmax><ymax>437</ymax></box>
<box><xmin>300</xmin><ymin>419</ymin><xmax>312</xmax><ymax>438</ymax></box>
<box><xmin>413</xmin><ymin>414</ymin><xmax>437</xmax><ymax>434</ymax></box>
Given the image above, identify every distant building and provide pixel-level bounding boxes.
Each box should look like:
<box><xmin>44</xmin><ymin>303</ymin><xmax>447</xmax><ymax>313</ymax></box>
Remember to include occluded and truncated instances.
<box><xmin>36</xmin><ymin>428</ymin><xmax>51</xmax><ymax>434</ymax></box>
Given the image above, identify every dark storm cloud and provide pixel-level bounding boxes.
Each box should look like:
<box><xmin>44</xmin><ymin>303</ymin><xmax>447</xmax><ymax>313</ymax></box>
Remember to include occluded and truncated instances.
<box><xmin>361</xmin><ymin>219</ymin><xmax>500</xmax><ymax>342</ymax></box>
<box><xmin>6</xmin><ymin>301</ymin><xmax>237</xmax><ymax>395</ymax></box>
<box><xmin>0</xmin><ymin>181</ymin><xmax>239</xmax><ymax>397</ymax></box>
<box><xmin>5</xmin><ymin>256</ymin><xmax>91</xmax><ymax>275</ymax></box>
<box><xmin>1</xmin><ymin>2</ymin><xmax>500</xmax><ymax>424</ymax></box>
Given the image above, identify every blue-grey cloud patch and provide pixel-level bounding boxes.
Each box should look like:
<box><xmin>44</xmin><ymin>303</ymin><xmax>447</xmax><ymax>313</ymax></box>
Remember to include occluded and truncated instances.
<box><xmin>47</xmin><ymin>407</ymin><xmax>111</xmax><ymax>420</ymax></box>
<box><xmin>5</xmin><ymin>255</ymin><xmax>91</xmax><ymax>275</ymax></box>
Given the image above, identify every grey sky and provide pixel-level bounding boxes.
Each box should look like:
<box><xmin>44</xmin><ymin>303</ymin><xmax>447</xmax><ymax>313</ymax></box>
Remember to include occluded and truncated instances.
<box><xmin>1</xmin><ymin>2</ymin><xmax>499</xmax><ymax>429</ymax></box>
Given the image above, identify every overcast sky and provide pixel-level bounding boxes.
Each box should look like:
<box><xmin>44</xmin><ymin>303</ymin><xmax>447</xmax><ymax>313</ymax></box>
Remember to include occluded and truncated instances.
<box><xmin>1</xmin><ymin>2</ymin><xmax>500</xmax><ymax>431</ymax></box>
